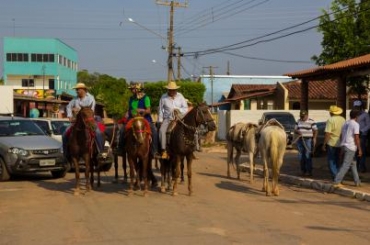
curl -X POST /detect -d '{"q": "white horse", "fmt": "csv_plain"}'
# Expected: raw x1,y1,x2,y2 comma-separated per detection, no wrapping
258,119,286,196
226,122,258,183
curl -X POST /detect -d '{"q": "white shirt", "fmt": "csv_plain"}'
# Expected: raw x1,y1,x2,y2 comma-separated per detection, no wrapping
66,92,96,118
158,92,188,122
340,119,359,152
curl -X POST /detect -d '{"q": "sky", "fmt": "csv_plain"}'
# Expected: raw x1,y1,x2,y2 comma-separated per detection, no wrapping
0,0,334,82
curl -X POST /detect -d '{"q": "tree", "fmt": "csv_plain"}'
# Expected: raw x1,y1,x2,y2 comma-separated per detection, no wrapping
312,0,370,99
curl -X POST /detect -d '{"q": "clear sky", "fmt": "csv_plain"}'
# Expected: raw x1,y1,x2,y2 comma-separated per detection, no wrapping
0,0,333,82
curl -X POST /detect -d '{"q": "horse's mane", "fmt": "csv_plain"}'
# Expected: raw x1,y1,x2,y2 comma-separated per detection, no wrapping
125,117,152,134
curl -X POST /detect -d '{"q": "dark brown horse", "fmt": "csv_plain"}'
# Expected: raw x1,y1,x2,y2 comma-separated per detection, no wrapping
124,117,152,196
68,106,100,195
160,102,216,196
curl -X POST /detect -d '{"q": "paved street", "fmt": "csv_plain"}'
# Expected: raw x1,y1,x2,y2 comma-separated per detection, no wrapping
1,150,370,245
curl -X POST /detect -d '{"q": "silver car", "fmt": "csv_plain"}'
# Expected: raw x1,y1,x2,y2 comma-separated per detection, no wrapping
0,117,68,181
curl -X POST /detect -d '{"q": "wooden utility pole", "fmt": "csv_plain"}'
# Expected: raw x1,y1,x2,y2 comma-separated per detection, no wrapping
203,66,218,109
156,1,188,83
176,46,183,81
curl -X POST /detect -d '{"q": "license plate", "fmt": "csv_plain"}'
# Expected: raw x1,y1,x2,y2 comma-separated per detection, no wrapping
40,159,56,166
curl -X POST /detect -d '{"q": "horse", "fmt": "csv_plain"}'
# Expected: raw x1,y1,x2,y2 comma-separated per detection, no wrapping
124,117,153,196
68,106,102,195
104,122,129,183
160,102,216,196
258,119,287,196
226,122,258,183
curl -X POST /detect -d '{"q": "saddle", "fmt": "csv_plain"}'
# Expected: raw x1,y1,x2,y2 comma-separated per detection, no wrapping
228,122,247,143
166,120,178,146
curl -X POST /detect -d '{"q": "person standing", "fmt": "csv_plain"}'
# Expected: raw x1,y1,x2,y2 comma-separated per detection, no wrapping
333,110,362,187
353,100,370,173
294,110,318,177
322,105,345,180
158,81,188,159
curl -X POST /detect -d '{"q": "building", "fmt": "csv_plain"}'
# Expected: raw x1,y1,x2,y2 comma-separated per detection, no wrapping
3,37,78,99
200,75,292,110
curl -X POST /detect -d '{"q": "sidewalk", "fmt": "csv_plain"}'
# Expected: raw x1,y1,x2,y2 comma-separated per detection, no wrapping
203,144,370,202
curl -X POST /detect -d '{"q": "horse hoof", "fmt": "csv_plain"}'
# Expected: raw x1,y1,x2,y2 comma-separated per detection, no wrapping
74,191,80,196
172,192,178,196
160,187,166,193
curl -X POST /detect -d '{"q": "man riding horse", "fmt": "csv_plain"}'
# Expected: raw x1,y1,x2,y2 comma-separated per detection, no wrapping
62,83,105,159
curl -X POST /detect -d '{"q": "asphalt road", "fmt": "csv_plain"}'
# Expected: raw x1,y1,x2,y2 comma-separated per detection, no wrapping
1,151,369,245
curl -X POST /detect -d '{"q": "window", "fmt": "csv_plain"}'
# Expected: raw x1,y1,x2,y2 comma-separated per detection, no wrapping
6,53,28,62
267,100,274,110
21,79,35,87
30,53,55,62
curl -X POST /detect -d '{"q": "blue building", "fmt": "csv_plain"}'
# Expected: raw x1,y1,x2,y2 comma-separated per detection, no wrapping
200,75,293,110
3,37,78,99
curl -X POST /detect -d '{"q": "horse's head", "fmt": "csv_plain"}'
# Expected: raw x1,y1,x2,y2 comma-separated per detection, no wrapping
128,117,151,144
194,102,216,132
75,105,96,131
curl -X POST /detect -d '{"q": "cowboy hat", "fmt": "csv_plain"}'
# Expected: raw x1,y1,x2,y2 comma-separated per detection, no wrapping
128,82,142,90
164,81,180,90
72,83,88,90
328,105,343,115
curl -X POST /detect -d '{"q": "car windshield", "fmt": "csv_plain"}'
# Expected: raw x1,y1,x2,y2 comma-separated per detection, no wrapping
0,120,45,136
51,121,71,135
265,115,295,125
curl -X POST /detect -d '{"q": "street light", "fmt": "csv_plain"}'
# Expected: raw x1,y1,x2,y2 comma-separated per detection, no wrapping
127,18,167,41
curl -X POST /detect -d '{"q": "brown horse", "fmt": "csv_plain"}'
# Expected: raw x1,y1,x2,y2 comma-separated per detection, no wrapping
160,102,216,196
124,117,152,196
68,106,100,195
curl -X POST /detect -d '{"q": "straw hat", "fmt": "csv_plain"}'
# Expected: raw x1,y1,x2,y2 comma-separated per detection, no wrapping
73,83,88,90
164,81,180,90
128,82,142,90
328,105,343,115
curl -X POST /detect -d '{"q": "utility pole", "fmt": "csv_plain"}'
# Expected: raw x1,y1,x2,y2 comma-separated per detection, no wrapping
156,0,188,83
175,46,183,81
203,66,218,111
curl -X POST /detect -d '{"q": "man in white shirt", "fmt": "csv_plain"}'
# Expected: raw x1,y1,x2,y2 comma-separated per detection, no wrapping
157,81,188,159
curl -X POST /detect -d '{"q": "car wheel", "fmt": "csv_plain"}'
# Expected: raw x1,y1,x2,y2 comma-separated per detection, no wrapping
51,169,67,178
0,158,11,181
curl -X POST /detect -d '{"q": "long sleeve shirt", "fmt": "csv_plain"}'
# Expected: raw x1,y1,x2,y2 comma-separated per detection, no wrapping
66,92,96,118
158,92,188,123
357,111,370,135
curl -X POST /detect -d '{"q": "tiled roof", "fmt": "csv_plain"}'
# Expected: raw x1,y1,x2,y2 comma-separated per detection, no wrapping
284,53,370,78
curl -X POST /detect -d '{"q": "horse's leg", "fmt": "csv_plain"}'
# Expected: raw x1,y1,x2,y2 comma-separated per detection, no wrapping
142,157,149,197
127,158,135,196
72,157,80,196
84,155,92,192
123,151,128,183
272,157,283,196
186,154,193,196
249,151,254,184
235,149,241,180
172,155,181,196
180,156,185,182
226,141,233,178
90,159,95,189
112,153,119,183
159,159,166,193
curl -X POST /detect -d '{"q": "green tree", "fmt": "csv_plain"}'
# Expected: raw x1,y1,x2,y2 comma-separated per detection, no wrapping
312,0,370,99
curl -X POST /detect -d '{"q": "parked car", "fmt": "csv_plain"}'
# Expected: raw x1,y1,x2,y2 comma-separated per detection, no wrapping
32,118,113,172
0,117,68,181
31,118,71,142
313,121,326,157
258,112,296,146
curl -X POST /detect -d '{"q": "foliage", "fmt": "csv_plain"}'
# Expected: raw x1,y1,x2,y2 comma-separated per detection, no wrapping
0,77,3,85
312,0,370,98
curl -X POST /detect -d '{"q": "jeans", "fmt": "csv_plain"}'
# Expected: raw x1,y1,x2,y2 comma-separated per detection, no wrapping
356,134,367,172
334,146,361,185
327,145,341,179
297,137,313,174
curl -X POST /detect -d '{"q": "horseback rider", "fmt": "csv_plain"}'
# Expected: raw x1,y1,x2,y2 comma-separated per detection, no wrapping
158,81,188,159
62,83,105,158
117,82,159,157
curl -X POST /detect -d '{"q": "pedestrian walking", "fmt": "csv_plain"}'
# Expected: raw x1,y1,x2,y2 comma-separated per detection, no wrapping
353,100,370,173
294,110,318,177
333,109,362,188
322,105,345,180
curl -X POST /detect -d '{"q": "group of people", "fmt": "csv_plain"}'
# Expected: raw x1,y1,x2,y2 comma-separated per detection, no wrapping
294,100,370,188
63,80,197,161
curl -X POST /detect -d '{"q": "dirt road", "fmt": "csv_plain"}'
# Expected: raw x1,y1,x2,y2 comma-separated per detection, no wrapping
1,151,369,245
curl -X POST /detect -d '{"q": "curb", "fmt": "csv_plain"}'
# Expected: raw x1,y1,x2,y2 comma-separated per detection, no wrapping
239,165,370,202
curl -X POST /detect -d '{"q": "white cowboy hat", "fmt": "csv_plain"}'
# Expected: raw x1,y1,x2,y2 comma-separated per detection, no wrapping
72,83,88,90
328,105,343,115
164,81,180,90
